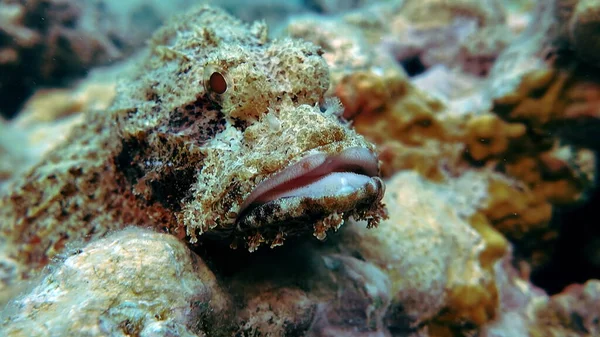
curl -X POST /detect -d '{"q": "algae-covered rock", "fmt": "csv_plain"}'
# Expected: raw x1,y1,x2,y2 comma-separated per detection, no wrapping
336,170,507,333
225,249,394,336
529,279,600,337
0,228,229,337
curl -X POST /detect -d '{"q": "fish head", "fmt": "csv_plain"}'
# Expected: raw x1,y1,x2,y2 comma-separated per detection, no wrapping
113,6,386,251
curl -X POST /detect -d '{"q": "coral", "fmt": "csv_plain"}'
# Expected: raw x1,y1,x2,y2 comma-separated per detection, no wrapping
529,280,600,337
338,67,467,180
3,2,600,336
0,5,385,302
287,14,469,180
397,0,506,27
482,65,598,267
478,256,600,337
289,0,598,275
2,226,400,336
287,0,514,81
483,176,554,268
0,228,229,337
549,0,600,67
381,0,512,76
226,250,394,336
338,171,506,333
457,25,514,77
458,2,600,267
568,0,600,67
464,114,526,161
493,68,568,126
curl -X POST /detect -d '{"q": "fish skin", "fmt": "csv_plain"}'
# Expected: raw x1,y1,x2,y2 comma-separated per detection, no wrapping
0,5,386,288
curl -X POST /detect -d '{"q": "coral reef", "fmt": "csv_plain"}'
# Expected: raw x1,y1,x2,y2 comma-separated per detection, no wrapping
480,0,600,269
0,171,513,336
1,1,600,336
288,0,599,272
378,0,511,77
0,226,397,336
286,11,467,180
480,263,600,337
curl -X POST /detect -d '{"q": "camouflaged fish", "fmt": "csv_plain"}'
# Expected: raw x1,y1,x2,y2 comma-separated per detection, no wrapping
0,5,386,286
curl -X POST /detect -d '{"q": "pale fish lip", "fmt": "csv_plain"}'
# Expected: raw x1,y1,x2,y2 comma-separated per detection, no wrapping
237,146,380,216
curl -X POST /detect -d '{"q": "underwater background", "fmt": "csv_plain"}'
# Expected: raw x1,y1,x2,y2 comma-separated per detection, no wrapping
0,0,599,336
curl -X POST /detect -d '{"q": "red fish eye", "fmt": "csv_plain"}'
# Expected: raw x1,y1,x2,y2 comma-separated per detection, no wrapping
209,72,228,94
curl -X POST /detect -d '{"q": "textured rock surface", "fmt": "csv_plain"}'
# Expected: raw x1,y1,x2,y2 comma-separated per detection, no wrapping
337,171,506,334
0,228,229,337
529,279,600,336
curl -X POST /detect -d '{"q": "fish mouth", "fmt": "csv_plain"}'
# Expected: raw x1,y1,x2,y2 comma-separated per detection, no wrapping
234,147,386,251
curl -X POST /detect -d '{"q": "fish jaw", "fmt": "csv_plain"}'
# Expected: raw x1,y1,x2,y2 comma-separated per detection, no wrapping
233,147,386,251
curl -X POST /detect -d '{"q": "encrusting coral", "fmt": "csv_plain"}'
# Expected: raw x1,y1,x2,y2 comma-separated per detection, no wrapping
0,4,386,301
481,0,600,264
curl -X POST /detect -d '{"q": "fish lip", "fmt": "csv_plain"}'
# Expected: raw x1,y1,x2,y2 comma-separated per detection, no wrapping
236,146,381,218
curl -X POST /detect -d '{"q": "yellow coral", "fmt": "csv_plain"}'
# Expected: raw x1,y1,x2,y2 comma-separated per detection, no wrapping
469,212,509,269
465,114,526,161
483,177,554,267
333,65,463,179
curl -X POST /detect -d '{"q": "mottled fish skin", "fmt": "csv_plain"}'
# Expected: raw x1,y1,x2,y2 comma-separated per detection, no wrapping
0,5,386,287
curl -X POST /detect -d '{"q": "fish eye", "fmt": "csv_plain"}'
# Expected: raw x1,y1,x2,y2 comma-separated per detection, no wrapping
204,66,229,94
209,72,227,94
